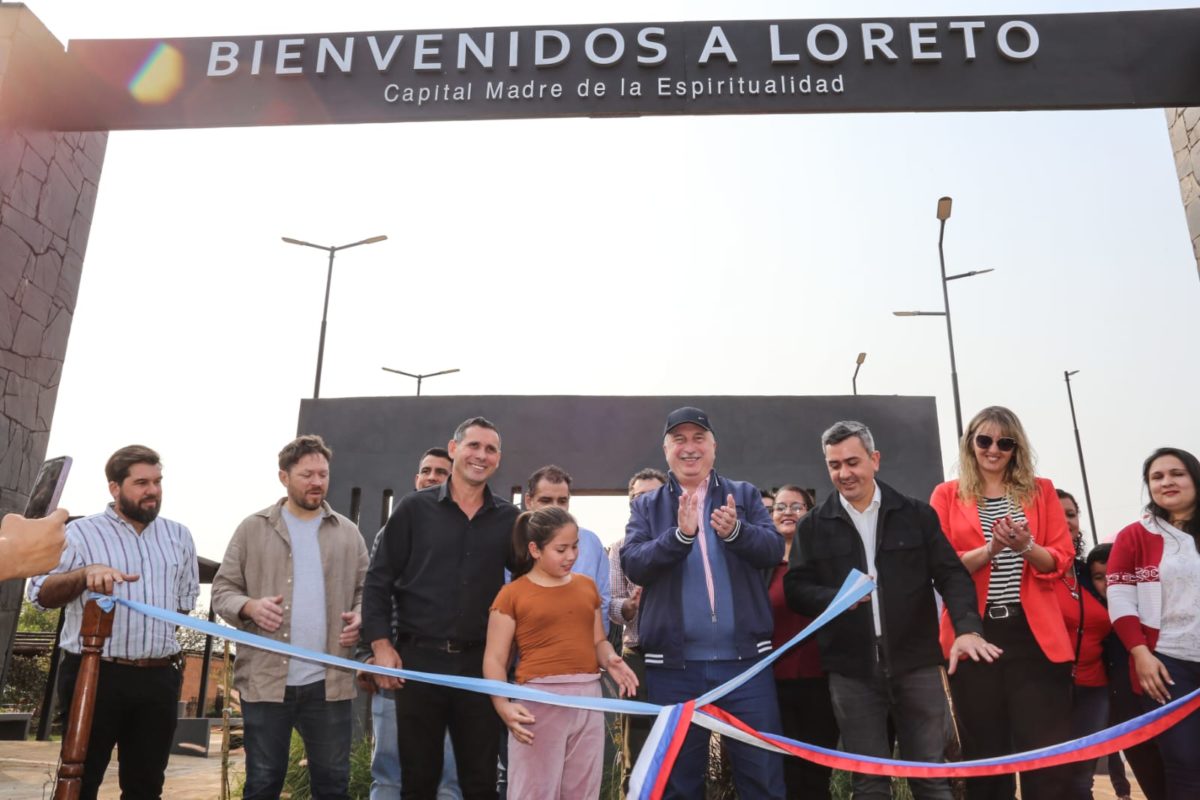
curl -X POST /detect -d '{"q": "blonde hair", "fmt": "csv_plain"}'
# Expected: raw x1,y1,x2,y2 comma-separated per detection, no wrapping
956,406,1038,506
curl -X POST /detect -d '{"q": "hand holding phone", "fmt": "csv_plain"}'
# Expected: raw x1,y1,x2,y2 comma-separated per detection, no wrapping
0,509,68,581
0,457,73,581
25,456,72,519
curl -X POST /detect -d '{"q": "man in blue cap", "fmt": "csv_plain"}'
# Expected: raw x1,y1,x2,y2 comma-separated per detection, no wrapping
621,407,786,798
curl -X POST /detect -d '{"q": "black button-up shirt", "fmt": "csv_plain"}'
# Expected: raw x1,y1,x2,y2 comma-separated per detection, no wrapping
362,477,518,645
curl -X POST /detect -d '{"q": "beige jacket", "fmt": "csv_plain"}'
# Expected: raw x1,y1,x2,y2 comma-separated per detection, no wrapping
212,499,368,702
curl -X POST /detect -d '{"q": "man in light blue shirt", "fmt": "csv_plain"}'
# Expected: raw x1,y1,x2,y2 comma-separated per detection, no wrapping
30,445,198,800
523,465,611,632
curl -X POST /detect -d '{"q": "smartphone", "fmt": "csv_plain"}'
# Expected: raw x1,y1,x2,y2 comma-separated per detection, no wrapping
24,456,72,519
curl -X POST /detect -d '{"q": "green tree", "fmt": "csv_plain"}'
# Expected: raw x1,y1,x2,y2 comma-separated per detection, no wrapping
18,601,59,632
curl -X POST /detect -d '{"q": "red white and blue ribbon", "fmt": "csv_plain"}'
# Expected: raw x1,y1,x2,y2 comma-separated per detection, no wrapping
89,568,1199,799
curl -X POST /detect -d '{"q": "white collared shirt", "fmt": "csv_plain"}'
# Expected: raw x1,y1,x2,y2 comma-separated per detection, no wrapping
28,505,199,658
839,483,883,637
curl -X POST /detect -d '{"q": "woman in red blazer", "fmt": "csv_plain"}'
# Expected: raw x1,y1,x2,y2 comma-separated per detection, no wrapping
930,406,1075,800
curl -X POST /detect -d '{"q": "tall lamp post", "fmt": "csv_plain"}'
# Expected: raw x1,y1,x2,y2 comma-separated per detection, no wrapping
1064,370,1099,546
283,234,388,399
852,352,867,395
382,367,461,396
893,196,993,439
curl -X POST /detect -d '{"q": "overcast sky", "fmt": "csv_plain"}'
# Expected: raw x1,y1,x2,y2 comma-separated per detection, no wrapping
28,0,1200,570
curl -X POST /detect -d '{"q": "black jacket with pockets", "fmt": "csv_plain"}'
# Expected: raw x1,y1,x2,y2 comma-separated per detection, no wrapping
783,479,982,680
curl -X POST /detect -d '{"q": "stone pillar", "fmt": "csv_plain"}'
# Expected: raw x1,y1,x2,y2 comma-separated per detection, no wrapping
0,6,108,694
1166,107,1200,280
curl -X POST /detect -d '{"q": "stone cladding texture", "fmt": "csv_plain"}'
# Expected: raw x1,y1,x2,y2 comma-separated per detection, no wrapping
0,127,107,514
0,7,109,697
1166,107,1200,280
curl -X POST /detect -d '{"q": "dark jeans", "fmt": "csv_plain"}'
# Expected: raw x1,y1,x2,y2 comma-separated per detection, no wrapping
1143,653,1200,800
393,644,502,800
1066,683,1108,799
57,653,180,800
620,647,653,795
776,676,838,800
241,680,352,800
1108,649,1166,800
951,613,1072,800
646,659,785,799
829,665,953,800
1107,752,1131,797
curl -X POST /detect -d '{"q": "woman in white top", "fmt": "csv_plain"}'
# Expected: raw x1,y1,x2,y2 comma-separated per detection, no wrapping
1107,447,1200,799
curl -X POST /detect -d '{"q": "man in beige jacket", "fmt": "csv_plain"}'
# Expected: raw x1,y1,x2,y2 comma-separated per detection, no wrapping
213,434,368,800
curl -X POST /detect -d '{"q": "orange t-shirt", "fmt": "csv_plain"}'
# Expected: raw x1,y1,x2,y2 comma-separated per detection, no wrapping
491,574,600,684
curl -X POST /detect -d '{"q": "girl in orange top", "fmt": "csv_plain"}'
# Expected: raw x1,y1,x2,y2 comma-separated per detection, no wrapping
930,406,1075,800
483,506,638,800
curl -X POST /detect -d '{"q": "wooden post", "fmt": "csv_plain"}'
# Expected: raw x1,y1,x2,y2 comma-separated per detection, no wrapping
53,600,113,800
219,640,232,800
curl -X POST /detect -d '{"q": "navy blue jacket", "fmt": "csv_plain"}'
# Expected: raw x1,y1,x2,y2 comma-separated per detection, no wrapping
620,471,784,669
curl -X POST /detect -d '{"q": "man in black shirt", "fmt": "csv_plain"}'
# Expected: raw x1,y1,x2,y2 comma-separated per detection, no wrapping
363,416,517,800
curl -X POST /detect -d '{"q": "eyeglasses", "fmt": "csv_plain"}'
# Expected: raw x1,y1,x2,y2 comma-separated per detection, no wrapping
974,434,1017,452
772,503,809,514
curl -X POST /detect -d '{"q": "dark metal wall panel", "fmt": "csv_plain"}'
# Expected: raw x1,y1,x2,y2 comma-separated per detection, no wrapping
297,394,944,539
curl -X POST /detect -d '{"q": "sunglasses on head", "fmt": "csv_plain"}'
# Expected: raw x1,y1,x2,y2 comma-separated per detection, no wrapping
974,434,1017,452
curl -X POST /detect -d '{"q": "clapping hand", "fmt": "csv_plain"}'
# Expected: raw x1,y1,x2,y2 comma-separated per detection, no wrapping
710,494,738,539
992,516,1032,552
678,491,701,536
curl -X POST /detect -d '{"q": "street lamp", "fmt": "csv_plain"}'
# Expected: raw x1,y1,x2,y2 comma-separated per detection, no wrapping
382,367,461,396
1064,370,1099,547
892,196,994,439
852,352,867,395
282,234,387,399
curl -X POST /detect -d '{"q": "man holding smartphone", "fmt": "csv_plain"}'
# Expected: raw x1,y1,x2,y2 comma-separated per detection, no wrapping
28,445,199,800
0,509,68,581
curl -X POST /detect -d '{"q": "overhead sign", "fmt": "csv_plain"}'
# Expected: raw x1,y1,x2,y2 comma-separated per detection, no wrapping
17,9,1200,130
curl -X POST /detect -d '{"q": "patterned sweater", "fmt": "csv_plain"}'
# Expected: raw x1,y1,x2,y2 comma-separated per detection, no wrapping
1107,515,1168,691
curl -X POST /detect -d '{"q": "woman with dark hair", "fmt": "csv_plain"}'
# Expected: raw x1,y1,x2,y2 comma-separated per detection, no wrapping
930,406,1075,799
1052,511,1112,799
1058,489,1086,560
1108,447,1200,799
768,485,838,799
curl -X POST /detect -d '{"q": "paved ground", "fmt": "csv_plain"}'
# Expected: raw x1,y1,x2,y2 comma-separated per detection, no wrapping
0,734,1145,799
0,732,241,800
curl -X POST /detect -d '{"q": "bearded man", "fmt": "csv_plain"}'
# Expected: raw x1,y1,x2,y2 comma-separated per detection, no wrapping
213,434,368,800
28,445,199,800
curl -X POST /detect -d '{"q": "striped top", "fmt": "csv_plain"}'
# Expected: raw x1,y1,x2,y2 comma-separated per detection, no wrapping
978,496,1026,606
609,536,640,649
28,505,199,658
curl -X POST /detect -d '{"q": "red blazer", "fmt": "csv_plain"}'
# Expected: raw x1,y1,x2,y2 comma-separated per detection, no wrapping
930,477,1074,663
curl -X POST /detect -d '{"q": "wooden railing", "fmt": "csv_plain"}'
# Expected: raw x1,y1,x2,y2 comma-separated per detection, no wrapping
53,600,112,800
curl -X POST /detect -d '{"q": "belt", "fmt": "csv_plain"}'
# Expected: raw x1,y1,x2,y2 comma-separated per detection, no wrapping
985,603,1023,620
398,635,483,654
100,655,179,668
